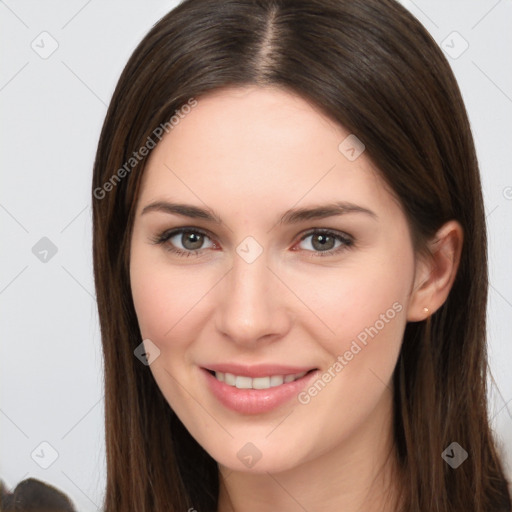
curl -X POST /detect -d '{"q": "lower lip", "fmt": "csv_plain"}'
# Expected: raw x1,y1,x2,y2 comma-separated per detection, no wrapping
201,367,319,415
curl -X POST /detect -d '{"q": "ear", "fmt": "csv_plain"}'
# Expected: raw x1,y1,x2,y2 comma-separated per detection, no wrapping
407,220,463,322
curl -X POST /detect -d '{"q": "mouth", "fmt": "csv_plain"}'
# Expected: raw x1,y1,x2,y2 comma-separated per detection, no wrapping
204,368,317,390
200,366,320,414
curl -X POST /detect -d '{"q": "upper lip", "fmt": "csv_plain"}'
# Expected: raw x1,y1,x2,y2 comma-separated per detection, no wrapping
202,363,317,378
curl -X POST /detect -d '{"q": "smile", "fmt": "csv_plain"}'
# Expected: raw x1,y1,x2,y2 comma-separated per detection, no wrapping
211,370,311,389
201,367,319,414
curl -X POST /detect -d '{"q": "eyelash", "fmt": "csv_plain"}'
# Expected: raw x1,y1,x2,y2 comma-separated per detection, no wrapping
150,227,355,259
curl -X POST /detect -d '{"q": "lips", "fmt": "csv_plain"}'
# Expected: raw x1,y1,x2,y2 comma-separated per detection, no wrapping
200,364,320,414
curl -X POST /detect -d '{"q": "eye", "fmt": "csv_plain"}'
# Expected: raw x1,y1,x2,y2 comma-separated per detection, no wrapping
150,228,215,257
295,229,354,257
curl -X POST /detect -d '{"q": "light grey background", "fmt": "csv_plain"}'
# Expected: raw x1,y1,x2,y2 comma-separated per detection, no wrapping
1,1,511,510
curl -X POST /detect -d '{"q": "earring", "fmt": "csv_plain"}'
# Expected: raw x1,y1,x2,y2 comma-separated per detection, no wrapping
423,307,429,314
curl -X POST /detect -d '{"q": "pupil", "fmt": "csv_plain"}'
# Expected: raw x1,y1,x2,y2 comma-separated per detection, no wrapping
313,234,334,251
183,232,203,250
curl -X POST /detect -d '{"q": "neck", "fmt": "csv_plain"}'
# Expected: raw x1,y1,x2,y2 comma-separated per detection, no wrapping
217,389,400,512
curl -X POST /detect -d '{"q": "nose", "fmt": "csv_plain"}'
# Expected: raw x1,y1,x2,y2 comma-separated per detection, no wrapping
215,246,291,347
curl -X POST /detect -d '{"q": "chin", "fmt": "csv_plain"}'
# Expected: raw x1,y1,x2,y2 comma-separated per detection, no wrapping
208,440,309,475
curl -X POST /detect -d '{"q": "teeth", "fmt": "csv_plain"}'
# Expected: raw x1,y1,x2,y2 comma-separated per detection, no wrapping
214,371,308,389
270,375,284,387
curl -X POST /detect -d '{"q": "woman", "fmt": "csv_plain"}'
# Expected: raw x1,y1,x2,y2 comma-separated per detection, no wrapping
91,0,512,510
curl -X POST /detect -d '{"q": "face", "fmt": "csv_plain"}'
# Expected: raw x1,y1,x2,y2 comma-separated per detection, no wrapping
129,86,417,473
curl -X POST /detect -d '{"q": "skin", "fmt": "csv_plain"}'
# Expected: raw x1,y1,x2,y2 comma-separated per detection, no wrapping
129,85,463,511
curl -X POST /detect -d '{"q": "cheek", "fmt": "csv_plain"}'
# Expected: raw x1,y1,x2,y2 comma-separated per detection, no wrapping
285,241,414,389
291,253,412,343
130,265,170,340
129,246,217,352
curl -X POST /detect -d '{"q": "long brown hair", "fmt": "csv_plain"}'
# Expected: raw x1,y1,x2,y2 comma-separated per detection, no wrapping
91,0,512,510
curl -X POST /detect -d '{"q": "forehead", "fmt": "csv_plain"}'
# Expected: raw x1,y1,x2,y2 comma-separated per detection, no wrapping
137,85,398,221
157,85,349,166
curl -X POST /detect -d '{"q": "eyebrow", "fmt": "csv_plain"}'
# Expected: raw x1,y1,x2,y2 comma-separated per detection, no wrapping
140,200,377,224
